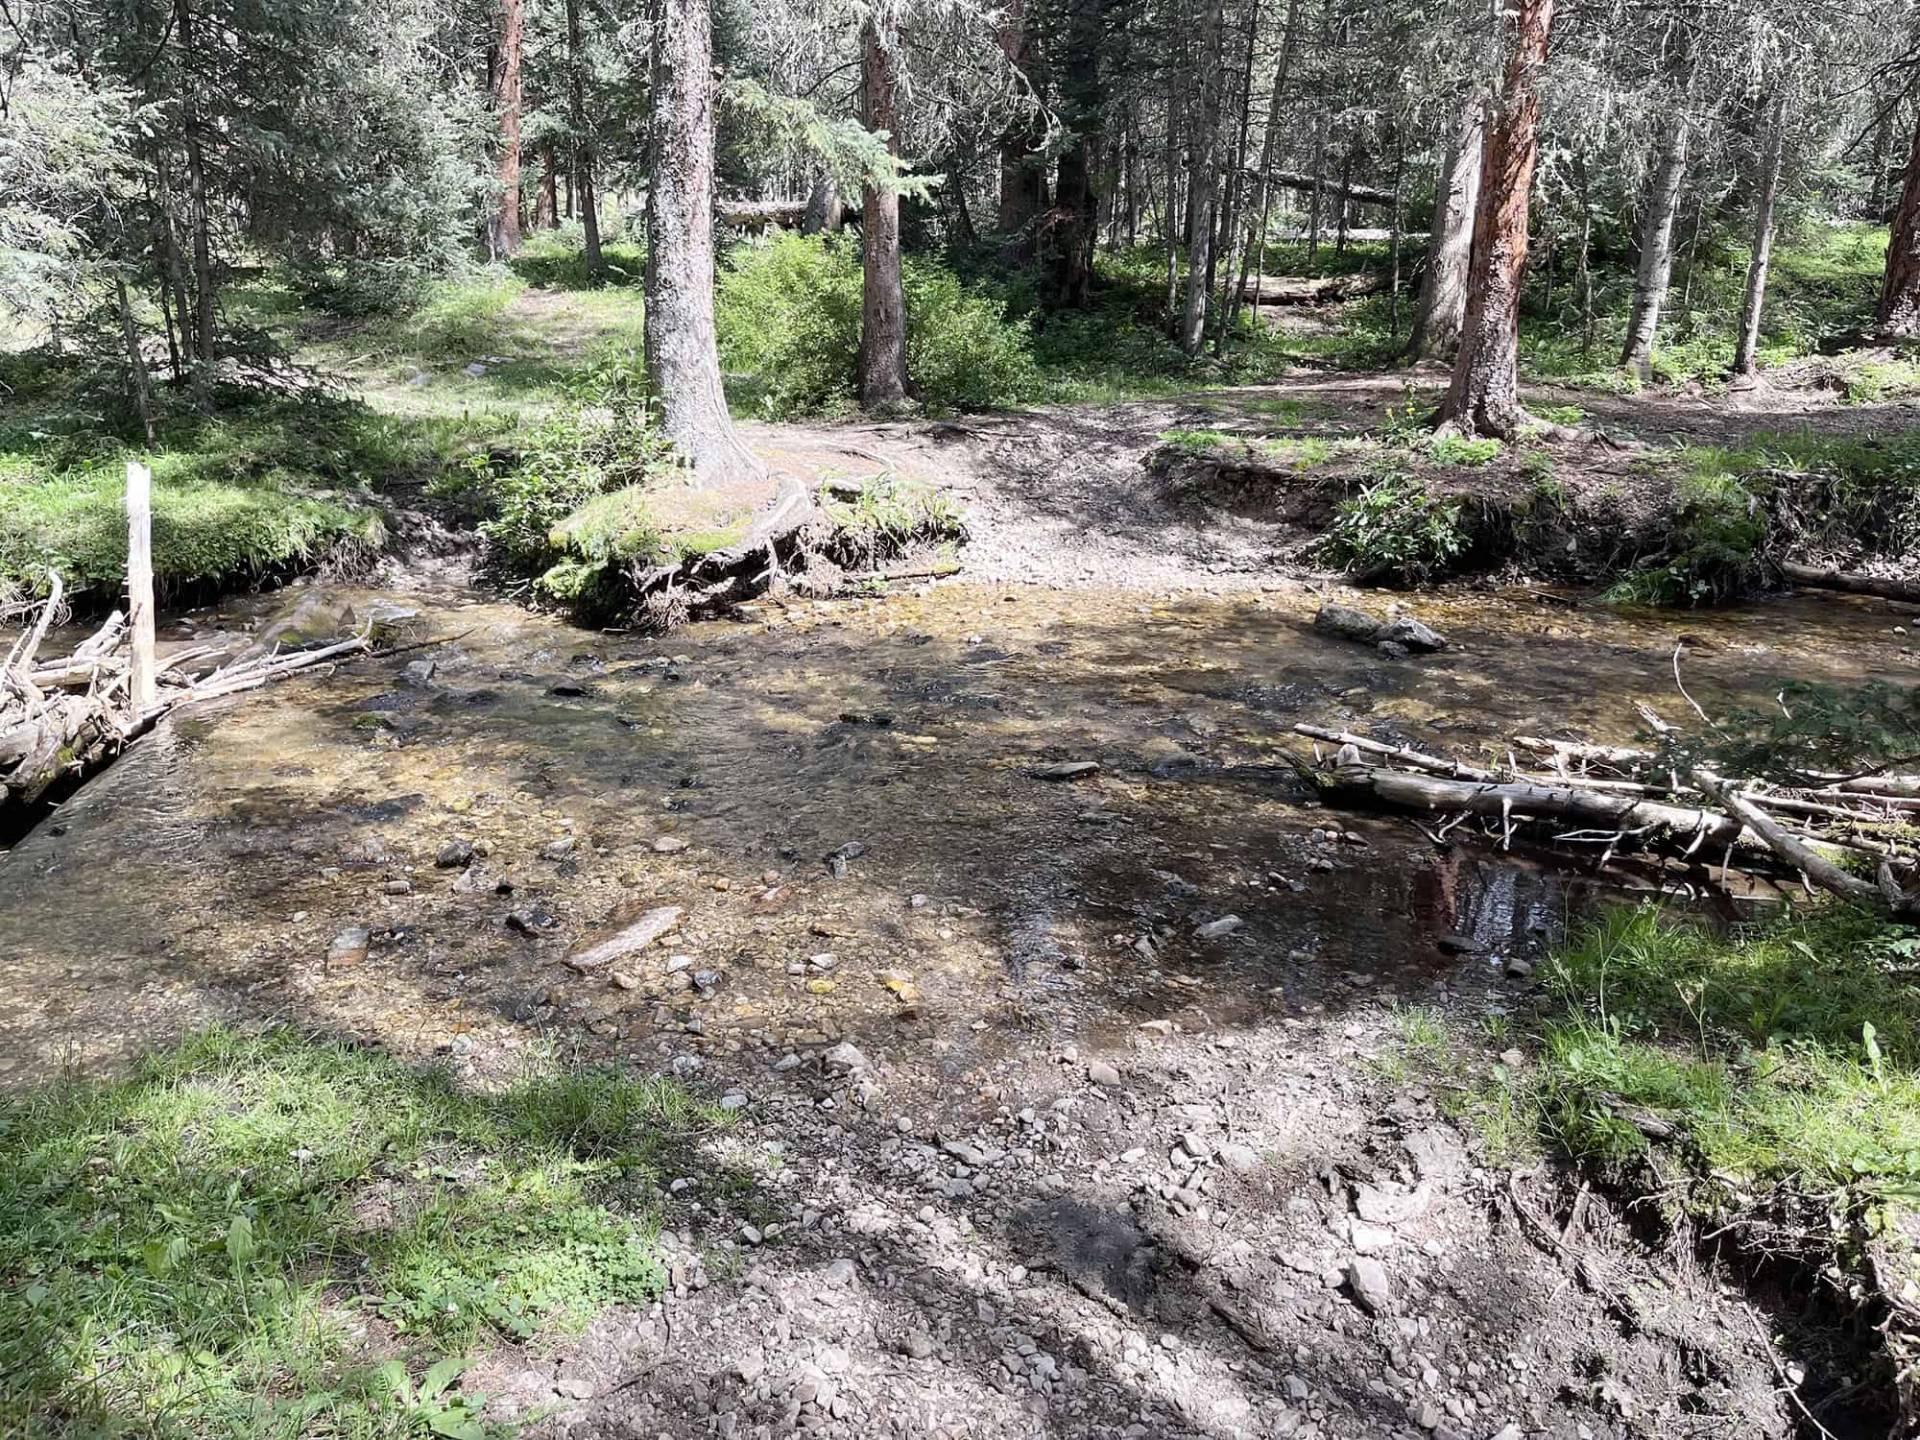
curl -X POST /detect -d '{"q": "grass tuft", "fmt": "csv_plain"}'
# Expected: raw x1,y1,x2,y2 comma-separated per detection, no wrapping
0,1026,729,1437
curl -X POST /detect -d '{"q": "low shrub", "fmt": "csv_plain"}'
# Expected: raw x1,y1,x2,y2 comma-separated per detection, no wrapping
715,232,1037,417
1316,470,1466,584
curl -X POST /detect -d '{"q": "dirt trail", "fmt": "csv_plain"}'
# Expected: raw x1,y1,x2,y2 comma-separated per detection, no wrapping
4,380,1918,1438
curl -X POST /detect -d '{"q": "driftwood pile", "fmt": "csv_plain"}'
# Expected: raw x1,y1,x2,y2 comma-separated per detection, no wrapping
1294,719,1920,919
1,463,370,822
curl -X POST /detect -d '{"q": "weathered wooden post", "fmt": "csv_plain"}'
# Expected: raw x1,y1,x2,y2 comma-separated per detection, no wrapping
125,461,156,718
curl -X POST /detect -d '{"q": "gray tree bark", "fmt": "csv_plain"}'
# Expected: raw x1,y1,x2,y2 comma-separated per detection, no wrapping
1178,0,1225,354
1733,95,1786,377
858,11,909,409
565,0,602,280
1619,119,1690,378
1406,91,1483,362
644,0,763,484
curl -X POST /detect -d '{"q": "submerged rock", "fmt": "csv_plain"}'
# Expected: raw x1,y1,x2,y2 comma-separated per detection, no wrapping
563,903,684,971
1312,603,1448,654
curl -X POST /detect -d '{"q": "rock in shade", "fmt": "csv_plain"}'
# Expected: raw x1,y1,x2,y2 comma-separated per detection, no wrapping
563,904,684,971
1195,915,1243,939
1347,1256,1393,1314
1033,761,1100,781
436,838,475,869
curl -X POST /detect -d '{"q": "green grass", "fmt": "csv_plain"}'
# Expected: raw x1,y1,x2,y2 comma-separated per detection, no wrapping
0,359,499,598
1383,905,1920,1218
0,1026,730,1438
1532,906,1920,1203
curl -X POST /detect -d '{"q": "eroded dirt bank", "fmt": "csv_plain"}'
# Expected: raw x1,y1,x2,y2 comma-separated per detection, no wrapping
3,546,1914,1437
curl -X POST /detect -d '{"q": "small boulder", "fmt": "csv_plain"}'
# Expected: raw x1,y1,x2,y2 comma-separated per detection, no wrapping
436,838,475,869
1312,604,1384,643
824,1041,869,1074
1375,615,1448,652
1346,1256,1393,1315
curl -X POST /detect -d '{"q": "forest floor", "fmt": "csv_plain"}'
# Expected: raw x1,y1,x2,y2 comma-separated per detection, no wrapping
5,264,1920,1440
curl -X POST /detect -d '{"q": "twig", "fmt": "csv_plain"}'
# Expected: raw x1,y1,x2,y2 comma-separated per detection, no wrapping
1742,1302,1838,1440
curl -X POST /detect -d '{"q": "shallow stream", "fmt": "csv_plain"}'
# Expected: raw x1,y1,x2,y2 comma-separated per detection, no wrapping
1,569,1912,1095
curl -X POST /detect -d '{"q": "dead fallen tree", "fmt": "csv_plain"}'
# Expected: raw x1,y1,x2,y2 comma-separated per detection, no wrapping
1292,721,1920,918
2,463,372,824
1777,561,1920,605
2,589,369,816
1240,271,1383,306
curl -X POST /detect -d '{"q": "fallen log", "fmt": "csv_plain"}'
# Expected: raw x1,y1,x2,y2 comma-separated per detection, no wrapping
2,462,377,825
717,199,808,231
1779,561,1920,605
1241,272,1383,306
1322,761,1747,850
1694,770,1917,916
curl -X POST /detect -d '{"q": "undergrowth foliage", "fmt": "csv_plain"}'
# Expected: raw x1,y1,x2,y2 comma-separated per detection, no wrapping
1316,471,1467,585
0,1026,729,1438
715,233,1038,418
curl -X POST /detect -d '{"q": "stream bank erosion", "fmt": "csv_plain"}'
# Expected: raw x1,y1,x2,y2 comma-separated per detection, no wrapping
3,570,1916,1436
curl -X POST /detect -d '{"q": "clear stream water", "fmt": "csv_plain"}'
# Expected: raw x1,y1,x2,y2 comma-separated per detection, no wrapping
0,570,1911,1092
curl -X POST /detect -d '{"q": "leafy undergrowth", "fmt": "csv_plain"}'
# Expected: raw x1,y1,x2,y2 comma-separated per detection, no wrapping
1519,220,1891,389
0,1026,730,1438
1604,429,1920,605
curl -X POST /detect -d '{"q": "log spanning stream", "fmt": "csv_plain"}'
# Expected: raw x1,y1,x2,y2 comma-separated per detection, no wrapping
0,567,1911,1091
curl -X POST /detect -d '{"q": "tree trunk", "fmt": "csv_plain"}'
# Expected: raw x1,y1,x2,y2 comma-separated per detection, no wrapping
802,172,844,233
489,0,525,259
858,12,909,410
1619,117,1690,378
1238,0,1303,320
996,0,1047,248
565,0,602,281
536,144,558,229
1178,0,1225,354
1436,0,1555,440
1048,0,1103,308
173,0,217,370
1162,23,1183,326
1733,95,1786,378
1878,108,1920,339
1406,91,1482,361
1212,0,1262,349
116,276,156,443
644,0,762,484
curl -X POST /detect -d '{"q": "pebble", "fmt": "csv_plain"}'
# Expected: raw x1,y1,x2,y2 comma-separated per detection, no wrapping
326,926,370,969
1087,1060,1123,1087
435,838,474,868
653,836,689,853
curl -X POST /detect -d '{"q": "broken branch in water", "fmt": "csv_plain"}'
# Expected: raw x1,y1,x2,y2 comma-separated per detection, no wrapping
1293,722,1920,919
1,580,374,815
